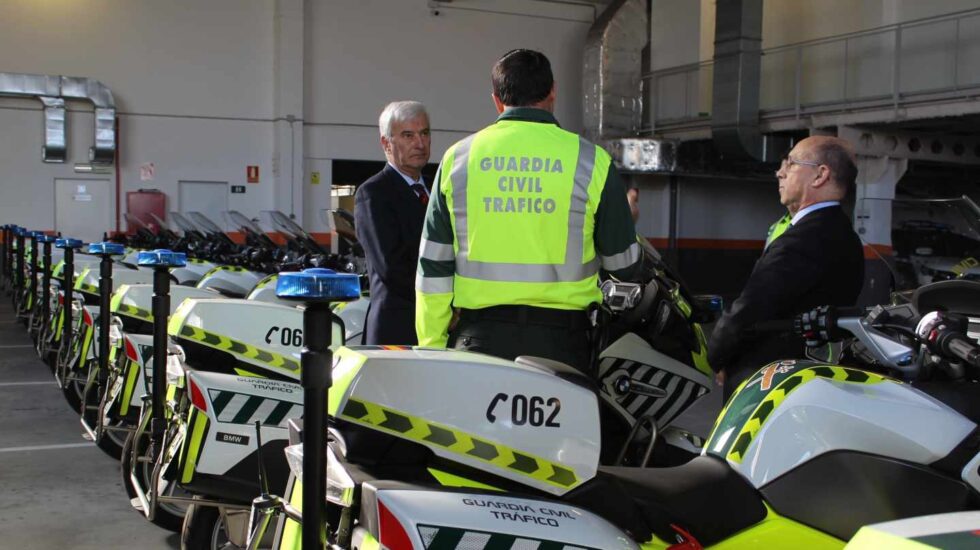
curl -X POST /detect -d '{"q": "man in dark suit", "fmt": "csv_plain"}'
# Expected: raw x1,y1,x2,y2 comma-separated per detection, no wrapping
355,101,431,345
708,136,865,398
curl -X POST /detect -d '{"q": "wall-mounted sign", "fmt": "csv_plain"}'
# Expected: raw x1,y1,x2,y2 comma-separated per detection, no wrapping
231,185,246,194
311,171,321,185
247,165,260,183
140,163,155,181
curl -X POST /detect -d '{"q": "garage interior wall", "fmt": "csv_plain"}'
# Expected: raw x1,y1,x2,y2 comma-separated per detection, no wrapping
0,0,276,234
1,0,978,246
0,0,598,236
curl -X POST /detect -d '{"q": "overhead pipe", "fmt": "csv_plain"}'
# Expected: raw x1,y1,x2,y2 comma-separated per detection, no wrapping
710,0,787,161
0,72,116,164
582,0,647,143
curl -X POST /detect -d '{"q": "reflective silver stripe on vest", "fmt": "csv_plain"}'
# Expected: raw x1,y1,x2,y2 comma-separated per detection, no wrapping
451,135,599,283
415,273,454,294
601,241,641,271
450,135,476,259
419,239,454,262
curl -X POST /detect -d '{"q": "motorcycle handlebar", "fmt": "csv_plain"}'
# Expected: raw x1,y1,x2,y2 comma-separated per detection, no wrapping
916,311,980,368
942,333,980,367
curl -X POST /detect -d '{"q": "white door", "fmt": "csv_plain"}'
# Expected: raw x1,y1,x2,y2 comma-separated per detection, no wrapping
54,178,112,243
179,181,228,231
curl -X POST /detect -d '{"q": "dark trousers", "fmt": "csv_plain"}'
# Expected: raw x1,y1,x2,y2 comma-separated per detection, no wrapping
451,305,591,374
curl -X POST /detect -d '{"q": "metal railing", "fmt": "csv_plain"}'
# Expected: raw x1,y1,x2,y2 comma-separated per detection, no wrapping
642,7,980,133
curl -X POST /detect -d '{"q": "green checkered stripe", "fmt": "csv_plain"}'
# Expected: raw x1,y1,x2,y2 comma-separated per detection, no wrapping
176,325,299,373
117,303,152,322
341,397,580,490
207,389,302,426
418,525,597,550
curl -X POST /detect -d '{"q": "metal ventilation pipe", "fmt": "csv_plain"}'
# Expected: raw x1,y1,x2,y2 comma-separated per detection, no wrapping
582,0,647,142
0,72,116,164
711,0,785,161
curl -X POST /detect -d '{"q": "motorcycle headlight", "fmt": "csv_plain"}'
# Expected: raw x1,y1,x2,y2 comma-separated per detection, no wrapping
108,316,124,347
284,442,355,507
165,345,187,388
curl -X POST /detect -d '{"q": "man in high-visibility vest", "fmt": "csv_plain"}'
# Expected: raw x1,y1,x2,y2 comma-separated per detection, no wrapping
765,212,791,249
415,49,640,373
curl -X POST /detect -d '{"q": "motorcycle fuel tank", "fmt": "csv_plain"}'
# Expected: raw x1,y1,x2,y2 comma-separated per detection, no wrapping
330,347,602,496
194,265,264,297
706,360,976,487
168,298,345,381
111,283,221,327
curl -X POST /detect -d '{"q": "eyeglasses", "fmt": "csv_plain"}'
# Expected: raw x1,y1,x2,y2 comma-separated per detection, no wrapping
777,155,822,176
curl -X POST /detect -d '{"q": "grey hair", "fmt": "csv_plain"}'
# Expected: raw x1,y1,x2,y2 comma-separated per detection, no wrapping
379,101,428,139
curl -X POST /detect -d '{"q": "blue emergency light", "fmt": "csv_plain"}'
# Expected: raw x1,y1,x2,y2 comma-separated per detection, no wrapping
137,249,186,268
276,268,360,302
55,238,84,249
87,242,126,256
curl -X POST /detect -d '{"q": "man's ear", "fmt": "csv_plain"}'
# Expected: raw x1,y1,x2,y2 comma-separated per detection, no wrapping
491,93,505,114
380,134,391,154
812,165,832,189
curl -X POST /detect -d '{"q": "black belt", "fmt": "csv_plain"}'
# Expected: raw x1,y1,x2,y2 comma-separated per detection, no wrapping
460,305,590,329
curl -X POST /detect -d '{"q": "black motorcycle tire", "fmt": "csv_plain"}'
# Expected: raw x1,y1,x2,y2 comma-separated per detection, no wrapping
61,375,84,412
182,500,242,550
120,430,185,532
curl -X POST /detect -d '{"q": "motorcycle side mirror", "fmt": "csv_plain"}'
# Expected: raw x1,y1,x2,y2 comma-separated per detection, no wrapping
691,294,724,323
614,375,668,399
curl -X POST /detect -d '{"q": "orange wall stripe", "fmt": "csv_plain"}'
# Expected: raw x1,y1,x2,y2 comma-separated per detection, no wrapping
646,237,765,250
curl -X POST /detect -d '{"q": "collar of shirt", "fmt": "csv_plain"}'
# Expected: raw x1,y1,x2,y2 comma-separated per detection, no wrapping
791,201,839,225
388,163,428,195
496,107,561,127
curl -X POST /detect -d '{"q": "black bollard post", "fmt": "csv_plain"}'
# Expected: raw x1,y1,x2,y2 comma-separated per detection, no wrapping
88,242,126,410
37,235,55,343
276,268,360,550
0,225,8,291
14,228,26,307
28,232,40,315
136,250,185,447
55,238,83,373
7,225,19,292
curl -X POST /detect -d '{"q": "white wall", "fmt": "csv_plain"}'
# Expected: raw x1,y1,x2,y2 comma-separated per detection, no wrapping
0,0,599,235
0,0,276,233
301,0,596,231
631,174,782,242
654,0,980,118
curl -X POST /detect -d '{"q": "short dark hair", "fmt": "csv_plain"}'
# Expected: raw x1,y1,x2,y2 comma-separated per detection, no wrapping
813,137,858,192
491,49,553,107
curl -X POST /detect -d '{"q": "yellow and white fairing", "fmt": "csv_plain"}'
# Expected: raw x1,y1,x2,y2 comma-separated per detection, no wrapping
706,361,976,488
330,347,602,496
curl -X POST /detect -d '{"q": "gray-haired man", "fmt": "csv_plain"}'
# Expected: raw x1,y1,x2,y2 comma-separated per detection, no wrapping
355,100,432,345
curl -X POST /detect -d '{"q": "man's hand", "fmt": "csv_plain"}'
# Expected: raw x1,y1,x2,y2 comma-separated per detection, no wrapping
715,369,726,387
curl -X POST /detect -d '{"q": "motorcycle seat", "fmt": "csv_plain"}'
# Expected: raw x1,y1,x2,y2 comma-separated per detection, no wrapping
581,455,767,546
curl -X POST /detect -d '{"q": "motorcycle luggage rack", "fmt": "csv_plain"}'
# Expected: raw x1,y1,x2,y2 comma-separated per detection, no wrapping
615,414,659,467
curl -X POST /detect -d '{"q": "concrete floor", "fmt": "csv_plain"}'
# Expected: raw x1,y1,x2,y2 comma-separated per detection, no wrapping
0,296,723,550
0,300,177,550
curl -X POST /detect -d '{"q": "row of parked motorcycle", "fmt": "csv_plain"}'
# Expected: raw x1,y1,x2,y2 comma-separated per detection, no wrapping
2,210,980,549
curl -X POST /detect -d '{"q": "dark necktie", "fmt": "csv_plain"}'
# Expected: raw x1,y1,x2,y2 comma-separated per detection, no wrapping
411,183,428,207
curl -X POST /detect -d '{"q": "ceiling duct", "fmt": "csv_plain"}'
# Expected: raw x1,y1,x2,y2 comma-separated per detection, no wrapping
711,0,786,162
0,72,116,164
583,0,646,142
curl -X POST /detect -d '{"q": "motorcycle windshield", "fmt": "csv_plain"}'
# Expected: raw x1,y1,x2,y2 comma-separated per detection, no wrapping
225,210,265,235
124,213,155,234
169,211,203,235
187,212,225,236
886,196,980,290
